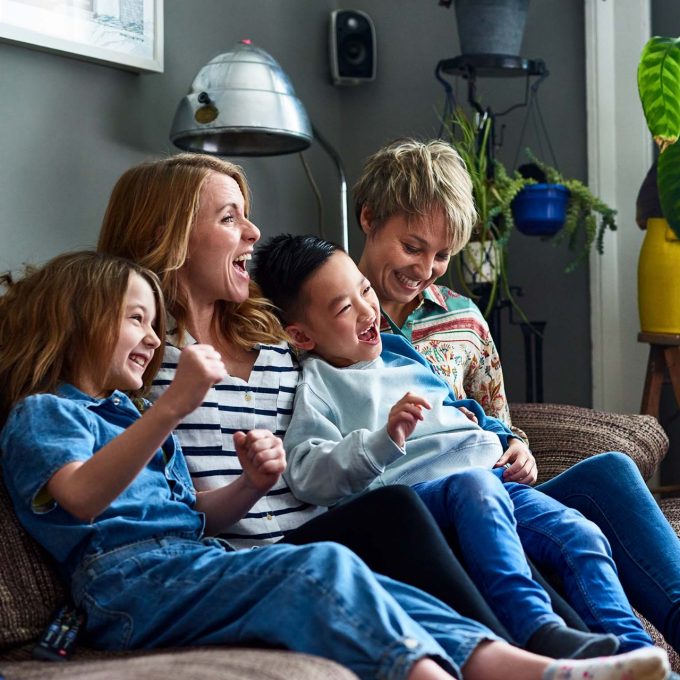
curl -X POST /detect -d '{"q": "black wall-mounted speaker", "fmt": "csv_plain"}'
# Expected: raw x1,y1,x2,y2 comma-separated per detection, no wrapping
329,9,376,86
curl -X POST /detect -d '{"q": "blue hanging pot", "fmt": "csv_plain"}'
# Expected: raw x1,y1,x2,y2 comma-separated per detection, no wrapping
512,183,569,236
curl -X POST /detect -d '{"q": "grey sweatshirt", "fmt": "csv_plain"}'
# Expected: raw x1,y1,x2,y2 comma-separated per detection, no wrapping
283,334,513,507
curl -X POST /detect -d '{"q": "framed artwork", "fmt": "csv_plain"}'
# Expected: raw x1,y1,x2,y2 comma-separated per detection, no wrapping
0,0,163,73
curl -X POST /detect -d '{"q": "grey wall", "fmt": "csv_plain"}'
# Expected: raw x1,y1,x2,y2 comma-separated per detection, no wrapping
0,0,590,407
654,1,680,41
0,0,341,272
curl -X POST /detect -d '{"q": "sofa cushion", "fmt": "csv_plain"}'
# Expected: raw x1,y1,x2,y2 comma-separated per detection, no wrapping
0,648,358,679
0,476,66,650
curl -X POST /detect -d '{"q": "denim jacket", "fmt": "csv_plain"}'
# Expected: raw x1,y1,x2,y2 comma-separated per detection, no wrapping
0,384,204,578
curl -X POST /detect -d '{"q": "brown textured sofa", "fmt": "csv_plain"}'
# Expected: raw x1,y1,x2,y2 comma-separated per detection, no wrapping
0,402,677,678
511,402,680,671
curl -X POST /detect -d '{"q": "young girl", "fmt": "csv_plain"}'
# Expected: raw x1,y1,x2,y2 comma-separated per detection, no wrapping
0,250,670,680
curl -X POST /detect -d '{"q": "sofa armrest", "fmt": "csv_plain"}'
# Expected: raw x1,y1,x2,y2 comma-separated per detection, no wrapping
509,402,668,484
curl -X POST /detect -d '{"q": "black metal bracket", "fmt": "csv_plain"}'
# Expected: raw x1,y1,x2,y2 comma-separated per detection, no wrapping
435,54,548,169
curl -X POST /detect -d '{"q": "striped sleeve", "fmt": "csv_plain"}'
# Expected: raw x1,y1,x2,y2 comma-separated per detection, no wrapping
151,339,326,548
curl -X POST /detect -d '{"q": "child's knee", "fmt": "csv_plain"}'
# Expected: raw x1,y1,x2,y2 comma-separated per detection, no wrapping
561,513,613,557
297,541,369,578
440,469,511,515
452,467,504,496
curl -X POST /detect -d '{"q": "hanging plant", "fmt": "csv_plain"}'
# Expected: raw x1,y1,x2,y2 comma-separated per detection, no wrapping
525,151,617,272
512,182,569,237
444,107,617,321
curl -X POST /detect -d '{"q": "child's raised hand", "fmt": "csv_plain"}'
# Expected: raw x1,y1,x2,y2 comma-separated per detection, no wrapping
387,392,431,448
234,430,287,492
457,406,478,424
162,344,226,418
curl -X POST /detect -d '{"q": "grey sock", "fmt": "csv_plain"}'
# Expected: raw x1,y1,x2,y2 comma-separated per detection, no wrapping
527,622,620,659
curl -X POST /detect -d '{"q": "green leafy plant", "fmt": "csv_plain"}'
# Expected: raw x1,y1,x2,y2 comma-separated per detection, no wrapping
526,151,617,273
445,108,533,316
444,107,617,316
447,108,530,247
637,36,680,235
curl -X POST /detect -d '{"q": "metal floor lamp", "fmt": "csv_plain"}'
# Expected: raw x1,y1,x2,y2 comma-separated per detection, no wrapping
169,40,349,251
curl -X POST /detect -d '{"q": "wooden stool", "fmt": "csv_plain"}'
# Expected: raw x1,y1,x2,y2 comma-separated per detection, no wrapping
639,332,680,495
639,332,680,419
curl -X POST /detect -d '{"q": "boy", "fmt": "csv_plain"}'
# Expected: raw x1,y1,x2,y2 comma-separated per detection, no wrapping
253,233,655,660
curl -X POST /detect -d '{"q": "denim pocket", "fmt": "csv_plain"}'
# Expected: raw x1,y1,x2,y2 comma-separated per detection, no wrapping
80,591,134,650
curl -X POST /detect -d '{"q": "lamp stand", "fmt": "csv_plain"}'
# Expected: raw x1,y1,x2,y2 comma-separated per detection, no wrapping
312,125,349,252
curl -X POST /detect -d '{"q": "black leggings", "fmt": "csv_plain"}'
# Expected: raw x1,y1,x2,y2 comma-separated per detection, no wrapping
282,485,587,643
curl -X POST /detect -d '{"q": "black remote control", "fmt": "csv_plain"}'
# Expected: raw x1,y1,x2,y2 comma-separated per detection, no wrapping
32,604,85,661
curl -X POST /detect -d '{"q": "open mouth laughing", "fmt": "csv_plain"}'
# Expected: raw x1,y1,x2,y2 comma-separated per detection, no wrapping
358,319,380,344
395,271,422,289
233,252,251,274
129,353,150,369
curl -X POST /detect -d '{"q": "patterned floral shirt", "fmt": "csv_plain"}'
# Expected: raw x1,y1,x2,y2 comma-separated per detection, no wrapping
380,284,523,437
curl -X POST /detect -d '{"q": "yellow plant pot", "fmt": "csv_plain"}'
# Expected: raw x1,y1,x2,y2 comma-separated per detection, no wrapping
638,217,680,333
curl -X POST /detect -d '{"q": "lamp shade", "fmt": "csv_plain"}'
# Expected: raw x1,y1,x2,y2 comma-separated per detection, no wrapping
170,40,313,156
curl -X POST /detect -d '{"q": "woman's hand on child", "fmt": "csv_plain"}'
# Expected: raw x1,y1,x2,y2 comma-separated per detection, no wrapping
387,392,432,448
494,438,537,485
162,344,226,418
457,406,478,424
235,430,287,492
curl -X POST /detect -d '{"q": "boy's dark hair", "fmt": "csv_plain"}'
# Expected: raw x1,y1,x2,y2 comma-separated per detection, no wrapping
252,234,341,324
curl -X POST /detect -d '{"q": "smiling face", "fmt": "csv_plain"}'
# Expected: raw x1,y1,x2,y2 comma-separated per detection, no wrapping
81,272,161,397
357,207,452,325
180,172,260,306
287,251,382,368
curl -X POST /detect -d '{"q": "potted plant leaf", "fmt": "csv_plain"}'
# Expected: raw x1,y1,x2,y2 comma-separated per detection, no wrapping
445,108,530,317
445,106,617,316
636,36,680,334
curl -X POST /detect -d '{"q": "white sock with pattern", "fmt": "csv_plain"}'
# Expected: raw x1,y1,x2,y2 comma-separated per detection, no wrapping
542,647,670,680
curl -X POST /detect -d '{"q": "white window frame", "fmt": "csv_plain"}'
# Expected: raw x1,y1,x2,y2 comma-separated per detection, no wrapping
585,0,652,413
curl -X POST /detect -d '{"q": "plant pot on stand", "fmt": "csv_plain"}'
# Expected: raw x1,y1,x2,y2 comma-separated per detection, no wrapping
638,217,680,334
454,0,529,57
459,237,504,321
460,237,503,286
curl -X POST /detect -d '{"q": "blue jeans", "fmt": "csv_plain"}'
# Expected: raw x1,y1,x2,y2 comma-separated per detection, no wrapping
71,537,500,680
412,467,652,650
538,451,680,653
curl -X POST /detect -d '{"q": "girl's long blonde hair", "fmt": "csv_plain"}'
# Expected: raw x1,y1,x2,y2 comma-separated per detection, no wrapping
0,251,166,427
97,153,286,349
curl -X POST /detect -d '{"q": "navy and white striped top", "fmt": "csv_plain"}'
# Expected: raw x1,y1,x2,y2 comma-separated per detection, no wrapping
151,332,325,549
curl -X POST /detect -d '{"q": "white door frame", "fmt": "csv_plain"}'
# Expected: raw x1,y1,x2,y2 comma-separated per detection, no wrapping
585,0,652,413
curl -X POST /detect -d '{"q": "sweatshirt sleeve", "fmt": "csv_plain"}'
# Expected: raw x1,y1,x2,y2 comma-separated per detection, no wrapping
382,334,513,449
283,382,405,507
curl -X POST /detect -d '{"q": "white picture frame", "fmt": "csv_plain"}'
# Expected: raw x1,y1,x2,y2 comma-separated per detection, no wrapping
0,0,163,73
